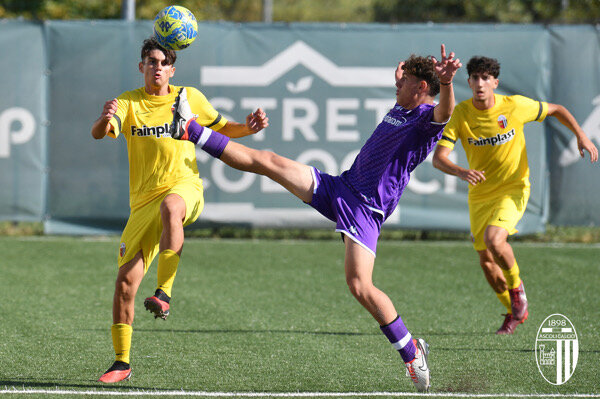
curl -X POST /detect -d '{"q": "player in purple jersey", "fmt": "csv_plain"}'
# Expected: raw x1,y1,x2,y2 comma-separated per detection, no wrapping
169,45,461,392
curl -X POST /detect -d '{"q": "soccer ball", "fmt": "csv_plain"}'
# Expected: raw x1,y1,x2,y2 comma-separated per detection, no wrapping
153,5,198,51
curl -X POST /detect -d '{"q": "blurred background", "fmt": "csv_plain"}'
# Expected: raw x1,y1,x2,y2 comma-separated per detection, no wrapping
2,0,600,23
1,0,599,239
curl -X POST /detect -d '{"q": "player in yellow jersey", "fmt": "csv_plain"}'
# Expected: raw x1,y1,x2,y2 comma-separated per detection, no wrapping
433,56,597,334
91,38,269,383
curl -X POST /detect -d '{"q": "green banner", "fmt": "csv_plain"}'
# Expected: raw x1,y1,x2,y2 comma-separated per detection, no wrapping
547,26,600,226
1,21,597,233
0,21,46,221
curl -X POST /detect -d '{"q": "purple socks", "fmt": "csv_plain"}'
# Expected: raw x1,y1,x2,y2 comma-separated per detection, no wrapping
380,315,416,363
186,119,229,158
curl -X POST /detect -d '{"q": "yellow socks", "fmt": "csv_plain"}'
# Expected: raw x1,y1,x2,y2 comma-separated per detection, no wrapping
501,261,522,290
497,261,522,313
496,290,512,314
111,323,132,364
156,249,180,298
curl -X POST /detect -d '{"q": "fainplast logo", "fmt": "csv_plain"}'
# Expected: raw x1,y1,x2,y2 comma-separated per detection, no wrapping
198,41,457,198
0,107,36,158
559,94,600,166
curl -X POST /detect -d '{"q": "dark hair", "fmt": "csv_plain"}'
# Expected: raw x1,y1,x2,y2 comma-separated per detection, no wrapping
141,37,177,65
467,56,500,78
402,55,440,96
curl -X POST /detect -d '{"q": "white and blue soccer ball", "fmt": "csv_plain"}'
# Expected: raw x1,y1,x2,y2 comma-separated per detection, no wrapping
153,5,198,51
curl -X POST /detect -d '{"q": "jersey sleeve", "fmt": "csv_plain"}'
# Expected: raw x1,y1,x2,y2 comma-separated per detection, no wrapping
512,95,548,124
107,95,130,139
418,104,447,139
186,87,228,131
437,110,459,150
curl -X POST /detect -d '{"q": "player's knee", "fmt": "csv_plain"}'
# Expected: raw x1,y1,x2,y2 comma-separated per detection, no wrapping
160,198,185,225
346,277,370,301
115,274,136,299
484,234,505,254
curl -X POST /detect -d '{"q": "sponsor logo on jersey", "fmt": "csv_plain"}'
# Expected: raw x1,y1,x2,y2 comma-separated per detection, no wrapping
467,129,515,146
131,123,171,138
383,115,406,127
497,114,508,129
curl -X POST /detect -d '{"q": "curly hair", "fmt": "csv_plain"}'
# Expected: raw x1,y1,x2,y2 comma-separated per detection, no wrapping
401,55,440,96
141,37,177,66
467,56,500,78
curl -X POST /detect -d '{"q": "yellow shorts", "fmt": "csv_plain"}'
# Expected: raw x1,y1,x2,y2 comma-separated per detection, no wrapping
469,187,530,251
117,179,204,272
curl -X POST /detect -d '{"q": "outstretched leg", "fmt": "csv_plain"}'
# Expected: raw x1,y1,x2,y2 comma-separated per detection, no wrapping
220,140,314,203
170,87,314,203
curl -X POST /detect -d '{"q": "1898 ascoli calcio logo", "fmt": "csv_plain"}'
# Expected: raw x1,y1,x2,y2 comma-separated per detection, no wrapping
535,314,579,385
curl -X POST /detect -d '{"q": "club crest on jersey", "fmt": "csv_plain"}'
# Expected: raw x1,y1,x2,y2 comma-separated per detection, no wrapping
497,115,508,129
119,242,126,258
131,123,171,138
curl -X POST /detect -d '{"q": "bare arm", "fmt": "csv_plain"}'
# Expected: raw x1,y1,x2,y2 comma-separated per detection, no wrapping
432,44,462,123
91,99,118,140
432,145,486,186
547,103,598,163
218,108,269,139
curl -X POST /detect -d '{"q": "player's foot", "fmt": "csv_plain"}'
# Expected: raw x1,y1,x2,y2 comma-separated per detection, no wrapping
170,87,195,140
98,361,131,383
508,281,528,321
405,338,430,392
144,289,170,320
496,313,525,334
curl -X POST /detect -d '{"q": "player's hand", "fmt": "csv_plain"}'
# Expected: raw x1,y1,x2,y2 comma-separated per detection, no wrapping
432,44,462,85
395,61,405,83
101,99,118,122
458,169,486,186
577,136,598,163
246,108,269,133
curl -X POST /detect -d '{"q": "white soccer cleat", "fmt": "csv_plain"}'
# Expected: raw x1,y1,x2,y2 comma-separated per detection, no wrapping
170,87,196,139
405,338,430,392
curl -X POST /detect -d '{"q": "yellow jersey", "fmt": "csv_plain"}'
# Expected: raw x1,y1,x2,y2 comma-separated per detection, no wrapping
108,85,227,209
438,94,547,202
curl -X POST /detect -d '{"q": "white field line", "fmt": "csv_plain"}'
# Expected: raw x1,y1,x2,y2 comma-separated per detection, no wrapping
1,389,600,397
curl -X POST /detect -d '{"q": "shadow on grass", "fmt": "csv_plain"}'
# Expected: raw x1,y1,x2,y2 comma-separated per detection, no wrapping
0,379,147,390
131,328,492,337
88,327,381,336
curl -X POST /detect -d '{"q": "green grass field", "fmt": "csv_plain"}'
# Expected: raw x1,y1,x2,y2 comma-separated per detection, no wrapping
1,236,599,398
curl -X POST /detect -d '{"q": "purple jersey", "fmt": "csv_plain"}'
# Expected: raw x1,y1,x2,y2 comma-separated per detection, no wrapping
341,103,445,219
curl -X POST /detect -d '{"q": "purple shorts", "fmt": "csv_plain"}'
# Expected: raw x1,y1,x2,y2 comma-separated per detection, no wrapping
308,167,383,256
